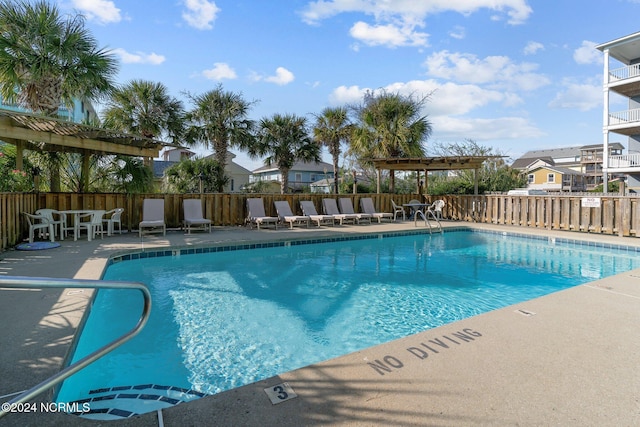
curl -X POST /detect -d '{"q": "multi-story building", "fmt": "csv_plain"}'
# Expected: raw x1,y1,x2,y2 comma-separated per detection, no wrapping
596,32,640,193
250,160,334,193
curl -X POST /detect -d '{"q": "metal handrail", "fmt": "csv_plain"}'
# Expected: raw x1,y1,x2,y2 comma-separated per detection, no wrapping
0,276,151,419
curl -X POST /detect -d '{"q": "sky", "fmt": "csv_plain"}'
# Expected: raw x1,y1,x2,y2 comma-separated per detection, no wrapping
58,0,640,171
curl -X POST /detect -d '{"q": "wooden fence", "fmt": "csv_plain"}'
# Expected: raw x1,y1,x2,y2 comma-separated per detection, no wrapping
1,192,638,251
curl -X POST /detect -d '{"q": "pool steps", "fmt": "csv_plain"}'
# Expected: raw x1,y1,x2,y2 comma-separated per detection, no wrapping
66,384,206,420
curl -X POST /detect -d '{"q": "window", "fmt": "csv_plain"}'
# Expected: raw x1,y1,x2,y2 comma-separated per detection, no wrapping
295,173,302,182
547,173,555,183
527,174,534,183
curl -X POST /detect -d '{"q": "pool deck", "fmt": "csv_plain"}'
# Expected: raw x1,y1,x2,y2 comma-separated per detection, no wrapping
1,221,639,426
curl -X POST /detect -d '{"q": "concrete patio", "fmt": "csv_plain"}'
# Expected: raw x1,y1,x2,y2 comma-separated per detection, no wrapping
1,221,639,426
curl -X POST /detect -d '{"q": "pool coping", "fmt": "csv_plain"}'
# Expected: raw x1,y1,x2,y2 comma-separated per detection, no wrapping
2,221,640,426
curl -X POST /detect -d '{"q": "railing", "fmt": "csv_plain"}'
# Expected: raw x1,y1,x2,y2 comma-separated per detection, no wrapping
0,276,151,419
609,63,640,81
608,153,640,168
609,108,640,125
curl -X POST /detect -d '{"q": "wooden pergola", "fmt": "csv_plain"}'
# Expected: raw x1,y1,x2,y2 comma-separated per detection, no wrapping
0,108,176,191
370,156,501,194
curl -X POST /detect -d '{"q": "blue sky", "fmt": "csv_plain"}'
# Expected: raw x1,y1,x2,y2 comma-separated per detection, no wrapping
62,0,640,170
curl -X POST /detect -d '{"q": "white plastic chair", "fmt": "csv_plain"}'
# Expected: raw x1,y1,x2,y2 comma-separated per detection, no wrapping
35,208,66,240
103,208,124,235
391,200,406,221
428,200,445,220
78,210,106,241
23,212,55,243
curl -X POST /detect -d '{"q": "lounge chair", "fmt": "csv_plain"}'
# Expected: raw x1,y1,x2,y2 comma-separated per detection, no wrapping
103,208,124,235
360,198,393,223
300,201,335,227
338,198,372,224
78,210,106,241
183,199,212,234
23,212,55,243
139,199,166,236
274,201,309,229
246,198,278,229
322,198,358,225
391,200,406,221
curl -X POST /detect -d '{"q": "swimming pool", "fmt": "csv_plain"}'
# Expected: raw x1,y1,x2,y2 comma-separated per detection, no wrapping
56,229,640,419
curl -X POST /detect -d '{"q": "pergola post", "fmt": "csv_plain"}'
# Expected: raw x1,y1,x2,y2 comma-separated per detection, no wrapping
474,168,479,195
81,151,90,192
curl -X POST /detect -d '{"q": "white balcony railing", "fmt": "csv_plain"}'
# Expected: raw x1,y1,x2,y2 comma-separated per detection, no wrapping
609,108,640,125
609,63,640,81
608,153,640,169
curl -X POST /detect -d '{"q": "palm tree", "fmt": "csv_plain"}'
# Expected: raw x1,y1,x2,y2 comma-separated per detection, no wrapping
248,113,320,194
0,0,118,191
184,85,256,192
102,80,184,143
163,157,228,193
350,90,432,193
312,106,352,194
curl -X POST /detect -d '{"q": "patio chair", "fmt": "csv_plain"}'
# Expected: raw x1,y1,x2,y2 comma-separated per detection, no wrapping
23,212,55,243
78,210,106,241
139,199,166,236
391,200,406,221
103,208,124,236
322,198,358,225
338,198,372,224
183,199,211,234
360,198,394,223
246,198,278,229
274,200,309,229
300,201,335,227
427,199,446,220
35,208,66,240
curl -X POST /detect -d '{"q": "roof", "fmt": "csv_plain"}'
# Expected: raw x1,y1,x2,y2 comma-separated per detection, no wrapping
511,156,555,170
370,156,497,171
528,164,584,176
580,142,625,150
0,107,177,157
252,160,333,173
519,146,583,159
595,31,640,64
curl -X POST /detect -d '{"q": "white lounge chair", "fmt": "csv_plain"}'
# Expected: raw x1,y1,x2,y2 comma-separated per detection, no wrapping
78,210,106,241
391,200,406,221
23,212,55,243
139,199,166,236
274,200,309,229
183,199,212,234
322,198,358,225
246,198,278,229
300,201,335,227
360,198,394,223
103,208,124,235
338,198,372,224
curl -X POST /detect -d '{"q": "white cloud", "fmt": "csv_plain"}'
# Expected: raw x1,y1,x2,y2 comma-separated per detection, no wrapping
423,50,550,91
71,0,121,24
182,0,220,30
449,25,465,40
431,116,544,141
265,67,295,85
524,41,544,55
548,82,601,111
574,41,602,65
301,0,532,26
112,48,165,65
349,21,428,47
202,63,237,80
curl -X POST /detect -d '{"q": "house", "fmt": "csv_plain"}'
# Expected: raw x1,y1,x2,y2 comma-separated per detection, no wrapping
596,32,640,193
154,149,251,193
513,143,625,191
524,159,586,192
250,160,334,193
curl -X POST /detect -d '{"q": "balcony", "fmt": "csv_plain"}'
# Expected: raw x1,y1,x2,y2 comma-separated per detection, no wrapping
607,153,640,173
608,64,640,97
608,108,640,135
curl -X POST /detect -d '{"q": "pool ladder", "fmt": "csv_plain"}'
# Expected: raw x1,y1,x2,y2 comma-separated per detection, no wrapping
414,208,443,233
0,276,151,420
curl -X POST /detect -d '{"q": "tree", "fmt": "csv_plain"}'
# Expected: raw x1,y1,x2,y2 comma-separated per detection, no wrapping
350,90,432,193
312,107,352,194
163,157,228,193
102,80,184,142
92,155,154,193
0,0,118,191
184,85,256,192
248,114,320,194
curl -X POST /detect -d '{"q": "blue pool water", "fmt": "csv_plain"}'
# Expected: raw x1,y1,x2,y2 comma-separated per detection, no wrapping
57,230,640,416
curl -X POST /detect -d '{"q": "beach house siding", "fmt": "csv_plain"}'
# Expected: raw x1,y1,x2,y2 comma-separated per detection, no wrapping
251,160,334,192
525,160,586,192
596,31,640,192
